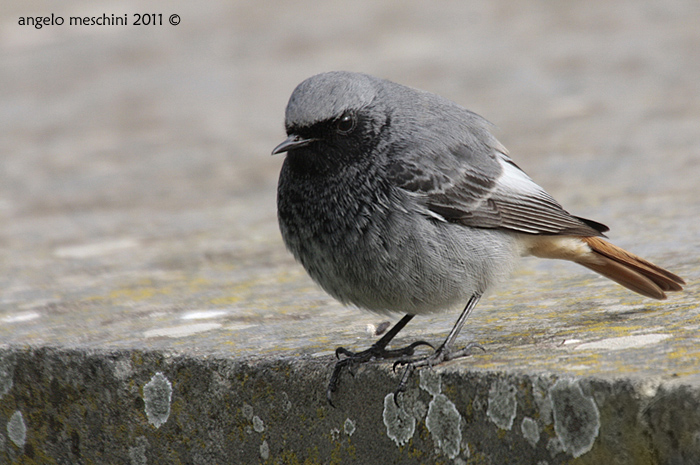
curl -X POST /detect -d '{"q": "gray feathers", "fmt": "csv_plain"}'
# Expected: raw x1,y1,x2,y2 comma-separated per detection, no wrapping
285,72,378,129
276,71,607,314
282,71,604,237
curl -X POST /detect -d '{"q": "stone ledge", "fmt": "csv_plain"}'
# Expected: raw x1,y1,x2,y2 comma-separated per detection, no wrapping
2,347,700,464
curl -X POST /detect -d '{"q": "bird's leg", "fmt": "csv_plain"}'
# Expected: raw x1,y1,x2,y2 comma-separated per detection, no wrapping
393,293,484,403
327,314,434,406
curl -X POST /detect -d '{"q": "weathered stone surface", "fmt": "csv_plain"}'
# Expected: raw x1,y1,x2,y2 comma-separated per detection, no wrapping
1,0,699,463
2,349,700,464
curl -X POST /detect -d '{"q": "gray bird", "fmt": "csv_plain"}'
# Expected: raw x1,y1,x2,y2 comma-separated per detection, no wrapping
272,71,684,404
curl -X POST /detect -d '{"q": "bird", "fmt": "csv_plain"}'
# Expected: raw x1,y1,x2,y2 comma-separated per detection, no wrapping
272,71,685,405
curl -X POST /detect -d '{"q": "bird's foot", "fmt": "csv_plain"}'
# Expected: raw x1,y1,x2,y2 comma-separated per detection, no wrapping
326,340,434,407
392,342,485,405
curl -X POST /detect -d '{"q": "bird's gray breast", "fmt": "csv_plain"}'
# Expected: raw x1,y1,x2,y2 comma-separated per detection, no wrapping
277,157,489,314
277,157,396,293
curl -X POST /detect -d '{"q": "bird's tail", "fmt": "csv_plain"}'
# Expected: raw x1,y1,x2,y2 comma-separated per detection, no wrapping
526,235,685,300
576,237,685,300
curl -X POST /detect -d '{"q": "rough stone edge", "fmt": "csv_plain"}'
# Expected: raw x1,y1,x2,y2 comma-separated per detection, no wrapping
1,346,699,464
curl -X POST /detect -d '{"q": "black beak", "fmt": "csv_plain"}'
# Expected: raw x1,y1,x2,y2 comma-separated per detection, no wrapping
271,134,317,155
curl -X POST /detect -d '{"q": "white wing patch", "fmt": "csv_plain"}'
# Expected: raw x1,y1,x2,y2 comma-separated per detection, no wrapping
494,154,547,199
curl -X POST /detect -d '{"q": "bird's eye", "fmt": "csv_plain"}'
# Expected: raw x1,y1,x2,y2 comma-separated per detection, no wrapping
335,113,356,135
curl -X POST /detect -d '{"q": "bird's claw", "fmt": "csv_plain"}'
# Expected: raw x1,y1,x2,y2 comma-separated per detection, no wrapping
391,342,485,407
326,340,435,407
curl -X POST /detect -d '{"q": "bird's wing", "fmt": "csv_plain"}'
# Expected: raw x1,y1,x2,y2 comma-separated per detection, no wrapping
389,144,607,236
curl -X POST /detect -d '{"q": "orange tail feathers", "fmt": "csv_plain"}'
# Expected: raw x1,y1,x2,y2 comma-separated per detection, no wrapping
577,237,685,300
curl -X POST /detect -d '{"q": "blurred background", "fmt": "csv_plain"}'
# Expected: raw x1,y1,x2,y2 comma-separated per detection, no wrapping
1,0,698,351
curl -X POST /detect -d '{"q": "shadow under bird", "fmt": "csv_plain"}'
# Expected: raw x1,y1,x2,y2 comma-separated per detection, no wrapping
272,71,685,405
